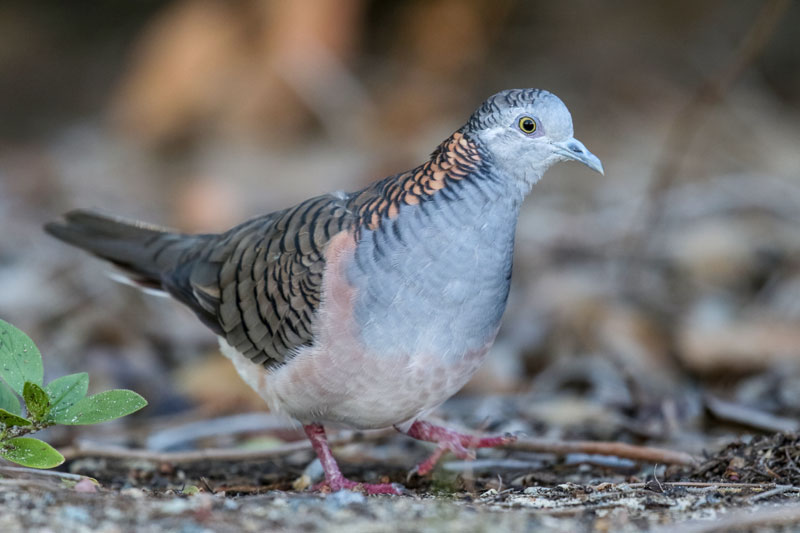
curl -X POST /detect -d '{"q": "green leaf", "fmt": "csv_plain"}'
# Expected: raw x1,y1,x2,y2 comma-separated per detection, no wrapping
0,380,20,415
53,389,147,425
44,372,89,420
0,319,44,395
23,382,50,420
182,484,201,496
0,437,64,468
0,408,31,427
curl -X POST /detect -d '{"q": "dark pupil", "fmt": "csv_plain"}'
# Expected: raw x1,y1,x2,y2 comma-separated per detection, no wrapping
522,119,535,132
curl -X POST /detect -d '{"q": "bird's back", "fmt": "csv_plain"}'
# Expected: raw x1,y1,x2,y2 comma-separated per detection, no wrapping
45,131,519,370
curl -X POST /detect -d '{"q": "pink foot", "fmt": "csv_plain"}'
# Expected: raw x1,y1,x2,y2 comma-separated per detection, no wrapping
303,423,403,495
398,420,516,476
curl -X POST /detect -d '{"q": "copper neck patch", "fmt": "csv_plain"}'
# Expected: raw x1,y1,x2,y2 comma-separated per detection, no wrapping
351,131,483,231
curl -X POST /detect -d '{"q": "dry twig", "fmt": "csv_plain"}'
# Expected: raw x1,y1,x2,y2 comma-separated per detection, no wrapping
748,484,800,502
705,395,800,434
0,465,95,483
61,429,395,464
627,481,783,490
508,437,698,466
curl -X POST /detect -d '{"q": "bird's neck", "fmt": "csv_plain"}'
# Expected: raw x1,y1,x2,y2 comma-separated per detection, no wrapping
349,131,529,235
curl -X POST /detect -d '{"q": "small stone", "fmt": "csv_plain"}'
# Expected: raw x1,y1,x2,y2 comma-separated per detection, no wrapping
73,478,99,493
223,498,239,510
292,474,312,491
120,487,147,499
160,498,192,515
325,489,366,508
61,505,91,523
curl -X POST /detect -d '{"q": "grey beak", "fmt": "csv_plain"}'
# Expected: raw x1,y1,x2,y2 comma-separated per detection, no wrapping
555,138,604,175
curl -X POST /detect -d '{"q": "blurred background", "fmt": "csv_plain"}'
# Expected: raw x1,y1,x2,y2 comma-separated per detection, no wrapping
1,0,799,456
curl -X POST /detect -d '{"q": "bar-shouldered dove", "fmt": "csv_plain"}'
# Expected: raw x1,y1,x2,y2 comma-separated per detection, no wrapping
46,89,602,494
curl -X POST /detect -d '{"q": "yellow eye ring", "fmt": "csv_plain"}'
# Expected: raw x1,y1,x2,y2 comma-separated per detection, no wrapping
518,116,537,134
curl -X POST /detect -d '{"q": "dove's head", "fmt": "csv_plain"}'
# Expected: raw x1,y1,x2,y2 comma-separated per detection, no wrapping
464,88,603,189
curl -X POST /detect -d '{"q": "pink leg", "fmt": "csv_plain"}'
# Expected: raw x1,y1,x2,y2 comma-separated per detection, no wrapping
303,424,402,495
397,420,516,476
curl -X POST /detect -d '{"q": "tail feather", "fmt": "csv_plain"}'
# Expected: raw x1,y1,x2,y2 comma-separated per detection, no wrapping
45,209,195,290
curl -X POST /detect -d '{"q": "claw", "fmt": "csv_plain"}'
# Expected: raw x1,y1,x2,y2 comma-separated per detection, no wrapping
406,466,420,483
399,420,515,476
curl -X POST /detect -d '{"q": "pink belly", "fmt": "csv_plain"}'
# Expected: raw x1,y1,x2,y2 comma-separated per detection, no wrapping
267,338,491,429
222,230,495,429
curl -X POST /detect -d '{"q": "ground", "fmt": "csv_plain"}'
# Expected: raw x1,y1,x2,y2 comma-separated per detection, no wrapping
3,431,800,532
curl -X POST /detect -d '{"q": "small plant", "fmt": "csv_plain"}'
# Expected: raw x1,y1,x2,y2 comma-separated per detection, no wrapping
0,319,147,468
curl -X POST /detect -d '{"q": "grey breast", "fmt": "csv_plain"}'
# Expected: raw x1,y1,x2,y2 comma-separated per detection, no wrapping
348,176,521,361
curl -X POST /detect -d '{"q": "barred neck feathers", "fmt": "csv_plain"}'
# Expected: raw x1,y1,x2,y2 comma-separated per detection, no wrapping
347,131,522,238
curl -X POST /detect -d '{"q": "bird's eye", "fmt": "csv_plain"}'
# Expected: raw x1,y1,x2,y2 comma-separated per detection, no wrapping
518,116,537,134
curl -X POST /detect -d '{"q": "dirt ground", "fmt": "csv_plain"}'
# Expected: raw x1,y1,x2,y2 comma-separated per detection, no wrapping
4,484,798,533
3,432,800,532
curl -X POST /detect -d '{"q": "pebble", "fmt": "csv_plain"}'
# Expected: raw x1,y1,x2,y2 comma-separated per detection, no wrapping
73,478,99,493
324,489,366,509
60,505,91,524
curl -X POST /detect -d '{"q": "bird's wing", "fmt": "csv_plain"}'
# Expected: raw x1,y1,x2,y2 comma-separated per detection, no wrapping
44,132,482,368
165,193,355,367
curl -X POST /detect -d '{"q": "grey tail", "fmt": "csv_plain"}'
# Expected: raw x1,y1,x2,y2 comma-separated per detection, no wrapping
44,209,202,292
